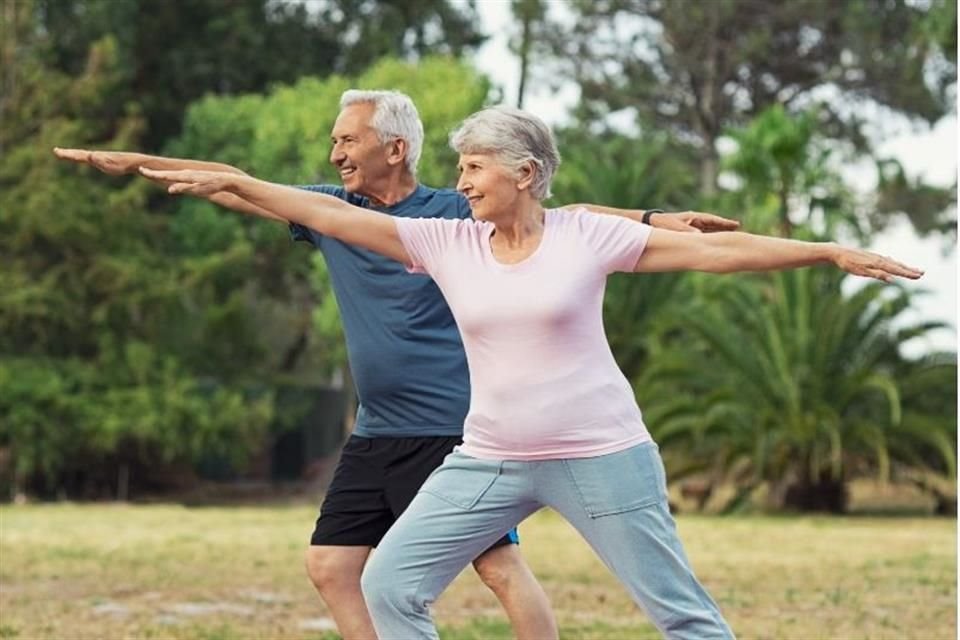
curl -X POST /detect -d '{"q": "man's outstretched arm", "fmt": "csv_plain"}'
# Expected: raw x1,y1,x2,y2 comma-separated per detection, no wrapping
52,148,283,221
560,203,740,234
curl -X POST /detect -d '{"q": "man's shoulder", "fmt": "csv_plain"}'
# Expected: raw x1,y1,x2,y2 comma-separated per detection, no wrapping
414,184,470,220
299,184,365,205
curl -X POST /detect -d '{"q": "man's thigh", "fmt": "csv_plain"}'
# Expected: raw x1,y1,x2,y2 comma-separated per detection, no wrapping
383,438,521,549
310,435,395,546
311,435,464,547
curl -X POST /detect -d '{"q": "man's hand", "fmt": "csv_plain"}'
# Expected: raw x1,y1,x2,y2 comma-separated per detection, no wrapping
53,148,145,176
139,168,241,198
650,211,741,233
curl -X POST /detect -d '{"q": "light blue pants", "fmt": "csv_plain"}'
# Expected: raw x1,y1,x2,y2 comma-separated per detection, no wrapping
361,441,734,639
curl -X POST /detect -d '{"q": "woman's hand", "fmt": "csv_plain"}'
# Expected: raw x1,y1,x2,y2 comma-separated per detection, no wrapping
831,246,924,282
139,168,240,197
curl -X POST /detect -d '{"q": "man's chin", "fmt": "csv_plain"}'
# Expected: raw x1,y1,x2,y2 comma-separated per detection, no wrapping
340,173,362,192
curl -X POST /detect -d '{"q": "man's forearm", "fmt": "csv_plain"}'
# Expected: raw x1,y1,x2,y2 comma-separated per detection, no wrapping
208,192,286,222
138,155,249,176
562,203,644,222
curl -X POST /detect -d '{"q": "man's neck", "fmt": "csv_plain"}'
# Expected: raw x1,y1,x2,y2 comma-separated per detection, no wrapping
361,174,419,207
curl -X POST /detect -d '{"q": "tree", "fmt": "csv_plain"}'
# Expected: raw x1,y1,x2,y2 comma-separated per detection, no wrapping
0,29,272,497
639,268,956,513
723,105,866,240
538,0,955,236
509,0,549,108
27,0,486,149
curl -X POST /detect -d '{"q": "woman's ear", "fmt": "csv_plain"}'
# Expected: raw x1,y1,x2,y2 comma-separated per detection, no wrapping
516,160,537,192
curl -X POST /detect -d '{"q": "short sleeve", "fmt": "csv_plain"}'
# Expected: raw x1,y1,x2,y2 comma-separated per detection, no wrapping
572,207,652,273
289,185,343,247
394,217,464,276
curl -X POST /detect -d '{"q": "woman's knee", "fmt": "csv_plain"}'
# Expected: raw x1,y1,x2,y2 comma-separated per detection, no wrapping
360,557,408,614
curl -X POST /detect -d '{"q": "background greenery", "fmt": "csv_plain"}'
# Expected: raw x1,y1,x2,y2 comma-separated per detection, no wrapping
0,0,955,512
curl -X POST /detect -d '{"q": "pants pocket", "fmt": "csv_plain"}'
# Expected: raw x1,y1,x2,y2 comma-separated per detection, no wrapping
562,442,667,518
420,451,503,510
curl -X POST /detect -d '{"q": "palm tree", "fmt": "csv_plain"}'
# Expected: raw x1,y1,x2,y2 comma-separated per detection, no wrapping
639,268,956,513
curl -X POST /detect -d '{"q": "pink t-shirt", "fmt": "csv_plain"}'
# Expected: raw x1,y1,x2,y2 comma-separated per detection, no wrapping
395,207,653,461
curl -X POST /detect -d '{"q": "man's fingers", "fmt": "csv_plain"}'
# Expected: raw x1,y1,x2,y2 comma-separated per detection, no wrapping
52,147,91,162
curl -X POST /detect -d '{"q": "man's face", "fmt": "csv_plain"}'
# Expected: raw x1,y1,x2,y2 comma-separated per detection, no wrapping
329,103,392,195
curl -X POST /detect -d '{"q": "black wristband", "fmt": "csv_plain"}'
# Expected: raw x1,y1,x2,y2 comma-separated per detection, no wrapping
641,208,664,225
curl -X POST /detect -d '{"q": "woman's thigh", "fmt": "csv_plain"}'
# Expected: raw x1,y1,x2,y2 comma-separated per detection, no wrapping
366,451,539,602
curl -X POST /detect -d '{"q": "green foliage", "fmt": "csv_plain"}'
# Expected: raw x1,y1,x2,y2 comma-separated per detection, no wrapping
28,0,486,149
723,105,866,240
539,0,956,236
639,269,956,512
0,28,273,495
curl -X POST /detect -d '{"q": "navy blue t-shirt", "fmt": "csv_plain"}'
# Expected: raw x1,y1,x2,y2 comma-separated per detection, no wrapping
290,184,472,438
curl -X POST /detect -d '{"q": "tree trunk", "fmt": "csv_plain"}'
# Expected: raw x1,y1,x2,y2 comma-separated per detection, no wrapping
782,477,848,513
515,1,535,109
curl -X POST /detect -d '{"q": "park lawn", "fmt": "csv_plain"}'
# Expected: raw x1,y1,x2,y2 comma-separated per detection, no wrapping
0,502,954,639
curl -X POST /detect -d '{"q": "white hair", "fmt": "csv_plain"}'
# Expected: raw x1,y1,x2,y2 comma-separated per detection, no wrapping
448,106,561,200
339,90,424,175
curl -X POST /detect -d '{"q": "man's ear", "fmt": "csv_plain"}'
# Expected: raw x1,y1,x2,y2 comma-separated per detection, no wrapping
386,138,408,168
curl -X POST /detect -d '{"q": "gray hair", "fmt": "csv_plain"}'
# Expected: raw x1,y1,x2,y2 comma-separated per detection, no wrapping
340,90,424,175
449,106,561,200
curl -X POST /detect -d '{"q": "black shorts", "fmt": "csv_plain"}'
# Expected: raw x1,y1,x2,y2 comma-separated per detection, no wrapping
310,435,519,548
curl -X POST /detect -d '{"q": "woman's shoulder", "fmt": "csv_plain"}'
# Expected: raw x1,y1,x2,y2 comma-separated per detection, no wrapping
403,215,486,240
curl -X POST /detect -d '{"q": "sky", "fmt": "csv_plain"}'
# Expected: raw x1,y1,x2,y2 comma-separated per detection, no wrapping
470,0,958,356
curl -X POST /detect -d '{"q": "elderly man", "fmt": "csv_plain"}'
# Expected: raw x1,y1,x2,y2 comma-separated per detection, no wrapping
55,89,738,639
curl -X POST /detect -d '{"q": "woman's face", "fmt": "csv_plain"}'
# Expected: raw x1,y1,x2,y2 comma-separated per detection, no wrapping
456,153,527,221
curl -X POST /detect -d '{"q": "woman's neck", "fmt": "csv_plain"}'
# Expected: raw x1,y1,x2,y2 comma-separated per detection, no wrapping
490,199,545,248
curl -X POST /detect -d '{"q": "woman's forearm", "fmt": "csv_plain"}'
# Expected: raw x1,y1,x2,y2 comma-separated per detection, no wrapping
703,232,840,273
228,175,354,231
221,175,409,263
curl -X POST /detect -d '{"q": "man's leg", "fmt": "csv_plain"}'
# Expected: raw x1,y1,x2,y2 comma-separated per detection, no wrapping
305,545,375,638
472,544,558,640
305,435,395,640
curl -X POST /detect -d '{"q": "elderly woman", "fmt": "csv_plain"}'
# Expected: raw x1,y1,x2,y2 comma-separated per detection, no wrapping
143,107,921,639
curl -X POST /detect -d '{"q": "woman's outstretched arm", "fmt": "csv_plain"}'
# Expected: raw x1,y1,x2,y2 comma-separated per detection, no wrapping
140,168,410,264
634,228,923,283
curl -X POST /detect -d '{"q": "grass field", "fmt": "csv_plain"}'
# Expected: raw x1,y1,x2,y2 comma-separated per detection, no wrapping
0,502,955,639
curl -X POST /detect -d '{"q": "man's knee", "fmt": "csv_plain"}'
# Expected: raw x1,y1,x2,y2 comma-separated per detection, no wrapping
304,546,366,593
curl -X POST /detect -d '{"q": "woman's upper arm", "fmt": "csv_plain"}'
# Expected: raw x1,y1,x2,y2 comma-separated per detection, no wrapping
304,201,410,264
633,228,711,273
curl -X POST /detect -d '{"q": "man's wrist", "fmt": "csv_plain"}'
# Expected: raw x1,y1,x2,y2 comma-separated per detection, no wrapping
641,209,664,225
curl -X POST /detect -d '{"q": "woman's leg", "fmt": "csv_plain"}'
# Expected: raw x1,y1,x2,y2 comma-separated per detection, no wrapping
361,451,538,639
540,443,734,639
